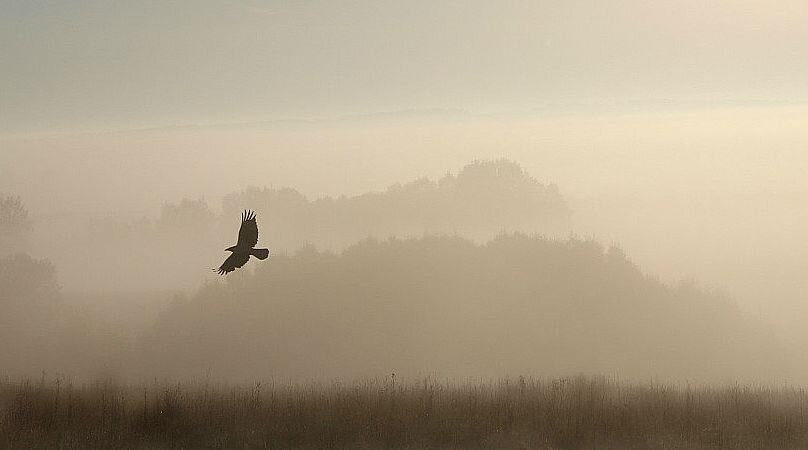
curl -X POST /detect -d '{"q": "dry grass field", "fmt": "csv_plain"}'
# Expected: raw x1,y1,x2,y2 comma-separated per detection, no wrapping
2,375,806,449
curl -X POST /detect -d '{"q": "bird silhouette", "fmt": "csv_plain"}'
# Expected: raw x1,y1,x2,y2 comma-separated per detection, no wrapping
214,210,270,275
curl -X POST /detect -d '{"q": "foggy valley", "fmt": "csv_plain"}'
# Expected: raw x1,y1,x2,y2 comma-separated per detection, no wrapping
0,150,803,383
4,115,808,447
4,1,808,447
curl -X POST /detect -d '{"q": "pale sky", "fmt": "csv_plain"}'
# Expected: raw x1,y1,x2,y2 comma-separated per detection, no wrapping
2,0,808,134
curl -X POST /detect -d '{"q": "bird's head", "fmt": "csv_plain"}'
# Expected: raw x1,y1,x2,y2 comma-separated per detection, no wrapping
225,245,238,252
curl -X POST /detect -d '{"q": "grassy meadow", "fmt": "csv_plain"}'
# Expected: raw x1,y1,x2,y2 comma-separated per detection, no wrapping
2,375,806,449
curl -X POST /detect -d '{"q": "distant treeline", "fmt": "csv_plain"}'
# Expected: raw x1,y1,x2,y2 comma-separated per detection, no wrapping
86,159,569,247
141,234,783,382
219,159,569,250
0,231,783,382
0,162,784,382
63,159,570,291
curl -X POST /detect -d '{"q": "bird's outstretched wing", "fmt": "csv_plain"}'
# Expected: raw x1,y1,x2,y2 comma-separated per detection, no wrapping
237,210,259,248
214,252,250,275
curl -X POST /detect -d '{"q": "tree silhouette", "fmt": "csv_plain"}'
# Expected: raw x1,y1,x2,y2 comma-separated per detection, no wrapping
0,194,32,254
0,253,59,313
220,159,570,252
156,198,215,236
142,234,782,381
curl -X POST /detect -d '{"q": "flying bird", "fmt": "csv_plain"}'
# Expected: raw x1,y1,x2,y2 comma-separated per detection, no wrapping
214,210,270,275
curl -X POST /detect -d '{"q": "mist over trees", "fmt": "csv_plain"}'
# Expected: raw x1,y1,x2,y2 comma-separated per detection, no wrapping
0,160,788,383
0,194,32,256
0,251,125,378
0,253,59,325
220,159,570,252
31,159,570,291
0,196,99,377
155,198,216,237
140,234,783,382
0,195,54,345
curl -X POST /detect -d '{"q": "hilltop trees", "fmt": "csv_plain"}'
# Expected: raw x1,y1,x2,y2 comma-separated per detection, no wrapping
0,161,786,383
0,194,63,370
0,195,57,320
142,234,783,382
156,198,216,236
0,253,59,317
0,195,57,318
13,160,567,291
221,159,570,251
0,194,32,255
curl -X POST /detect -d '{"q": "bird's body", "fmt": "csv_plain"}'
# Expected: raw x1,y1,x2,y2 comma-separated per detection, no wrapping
215,210,270,275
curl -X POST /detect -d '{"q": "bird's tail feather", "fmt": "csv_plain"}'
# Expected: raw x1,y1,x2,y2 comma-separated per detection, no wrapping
251,248,270,260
